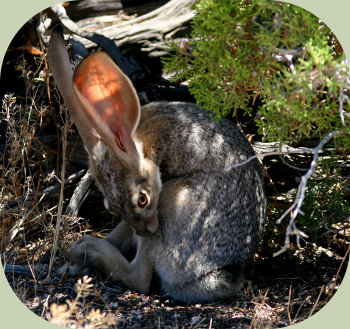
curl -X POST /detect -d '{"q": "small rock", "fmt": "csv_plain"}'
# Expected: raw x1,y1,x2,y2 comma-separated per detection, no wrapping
191,316,201,325
131,310,143,321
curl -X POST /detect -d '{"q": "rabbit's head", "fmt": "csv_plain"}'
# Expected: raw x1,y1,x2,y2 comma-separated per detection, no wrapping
72,52,162,235
47,28,161,235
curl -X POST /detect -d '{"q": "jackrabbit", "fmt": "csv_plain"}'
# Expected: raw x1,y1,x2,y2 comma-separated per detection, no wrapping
47,26,266,302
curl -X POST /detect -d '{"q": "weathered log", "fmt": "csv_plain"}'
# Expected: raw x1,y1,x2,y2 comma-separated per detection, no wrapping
48,9,141,80
47,8,194,100
65,0,168,19
65,0,122,19
71,0,196,57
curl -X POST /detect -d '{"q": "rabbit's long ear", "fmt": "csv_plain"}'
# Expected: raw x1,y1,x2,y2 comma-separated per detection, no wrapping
47,25,99,153
73,52,141,169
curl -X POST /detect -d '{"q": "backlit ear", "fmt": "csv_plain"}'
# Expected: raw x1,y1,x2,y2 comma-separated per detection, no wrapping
73,52,141,168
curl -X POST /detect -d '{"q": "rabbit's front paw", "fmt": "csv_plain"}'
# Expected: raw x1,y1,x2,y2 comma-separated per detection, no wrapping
59,235,108,276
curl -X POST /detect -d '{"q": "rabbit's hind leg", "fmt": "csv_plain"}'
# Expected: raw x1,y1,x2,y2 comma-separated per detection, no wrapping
162,266,243,303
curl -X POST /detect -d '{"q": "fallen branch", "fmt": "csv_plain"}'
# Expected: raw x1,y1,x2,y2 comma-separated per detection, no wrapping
273,130,341,257
5,264,48,279
225,143,316,171
61,0,196,57
225,129,346,256
1,170,86,212
65,170,94,216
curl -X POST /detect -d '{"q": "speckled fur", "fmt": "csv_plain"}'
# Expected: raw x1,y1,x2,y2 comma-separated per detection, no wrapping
90,102,266,302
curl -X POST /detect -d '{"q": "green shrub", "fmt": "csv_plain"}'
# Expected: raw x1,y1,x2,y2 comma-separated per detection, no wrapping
298,156,350,242
162,0,350,146
163,0,350,247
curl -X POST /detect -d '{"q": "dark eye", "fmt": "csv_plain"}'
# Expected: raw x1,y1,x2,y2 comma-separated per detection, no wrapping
138,192,148,208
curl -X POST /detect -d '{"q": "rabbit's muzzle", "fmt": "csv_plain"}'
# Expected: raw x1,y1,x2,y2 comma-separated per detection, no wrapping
129,214,158,236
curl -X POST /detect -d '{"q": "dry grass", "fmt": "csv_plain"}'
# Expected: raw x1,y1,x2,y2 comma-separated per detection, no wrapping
0,54,83,269
46,276,118,329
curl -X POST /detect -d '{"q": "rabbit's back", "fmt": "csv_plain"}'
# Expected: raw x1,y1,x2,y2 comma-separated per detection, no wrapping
137,102,266,301
137,102,256,175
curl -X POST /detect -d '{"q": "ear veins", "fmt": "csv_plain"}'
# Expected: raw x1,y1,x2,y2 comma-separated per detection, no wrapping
74,56,125,143
114,134,126,153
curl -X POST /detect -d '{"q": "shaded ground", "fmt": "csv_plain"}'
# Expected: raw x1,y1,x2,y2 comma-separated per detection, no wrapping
4,237,348,328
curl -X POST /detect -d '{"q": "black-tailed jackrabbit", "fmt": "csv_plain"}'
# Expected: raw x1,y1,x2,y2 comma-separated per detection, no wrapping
47,27,266,302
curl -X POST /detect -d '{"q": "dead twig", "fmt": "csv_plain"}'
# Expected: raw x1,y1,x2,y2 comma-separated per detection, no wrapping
329,243,350,296
287,285,292,326
44,106,72,282
308,285,324,318
273,130,341,257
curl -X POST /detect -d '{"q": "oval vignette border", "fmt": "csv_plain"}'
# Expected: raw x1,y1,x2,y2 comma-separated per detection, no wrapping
0,1,349,329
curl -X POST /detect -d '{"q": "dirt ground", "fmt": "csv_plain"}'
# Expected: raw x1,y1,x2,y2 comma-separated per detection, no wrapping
4,232,348,329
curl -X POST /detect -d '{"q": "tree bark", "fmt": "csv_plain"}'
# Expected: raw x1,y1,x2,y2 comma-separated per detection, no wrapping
74,0,196,57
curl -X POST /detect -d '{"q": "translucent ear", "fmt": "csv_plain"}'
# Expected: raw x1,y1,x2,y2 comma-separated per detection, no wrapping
73,52,141,169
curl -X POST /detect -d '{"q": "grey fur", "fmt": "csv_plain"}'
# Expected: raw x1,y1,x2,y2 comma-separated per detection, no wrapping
79,101,265,302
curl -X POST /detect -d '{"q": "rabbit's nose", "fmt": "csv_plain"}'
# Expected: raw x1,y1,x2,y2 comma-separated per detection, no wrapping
132,220,148,236
146,216,158,233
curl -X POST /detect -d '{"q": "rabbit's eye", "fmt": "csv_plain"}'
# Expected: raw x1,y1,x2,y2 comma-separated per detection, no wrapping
138,192,148,208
